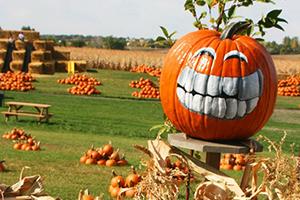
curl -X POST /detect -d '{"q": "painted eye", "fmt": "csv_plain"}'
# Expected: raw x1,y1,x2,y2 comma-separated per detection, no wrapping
224,50,248,63
192,47,216,59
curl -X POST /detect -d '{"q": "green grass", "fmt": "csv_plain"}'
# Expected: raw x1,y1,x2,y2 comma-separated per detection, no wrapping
0,70,299,199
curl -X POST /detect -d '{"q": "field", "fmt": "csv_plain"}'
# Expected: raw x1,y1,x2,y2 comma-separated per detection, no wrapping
57,47,300,77
0,69,300,199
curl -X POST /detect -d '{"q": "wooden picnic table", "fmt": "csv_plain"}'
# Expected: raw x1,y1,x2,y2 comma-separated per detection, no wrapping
1,101,53,123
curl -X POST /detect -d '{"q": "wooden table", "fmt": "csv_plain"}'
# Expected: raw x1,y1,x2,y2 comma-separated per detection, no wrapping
168,133,263,199
1,101,52,123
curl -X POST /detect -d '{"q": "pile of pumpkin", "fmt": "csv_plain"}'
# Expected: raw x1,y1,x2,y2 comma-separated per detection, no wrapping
2,128,41,151
129,77,160,99
277,75,300,96
79,143,128,167
57,74,101,95
220,153,247,171
130,64,161,77
0,71,35,91
2,128,31,140
109,168,140,199
165,157,193,184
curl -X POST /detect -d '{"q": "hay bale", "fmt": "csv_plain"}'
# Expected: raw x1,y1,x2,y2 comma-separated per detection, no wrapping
15,40,26,50
74,60,87,72
0,39,8,49
33,40,46,51
43,61,55,74
31,50,52,62
0,50,7,60
28,62,44,74
55,60,68,72
12,50,26,61
0,60,4,72
0,30,40,42
10,61,23,72
53,50,70,60
45,40,55,51
31,51,44,62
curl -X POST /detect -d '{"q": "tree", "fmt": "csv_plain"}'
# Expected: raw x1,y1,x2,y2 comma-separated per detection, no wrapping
102,36,127,50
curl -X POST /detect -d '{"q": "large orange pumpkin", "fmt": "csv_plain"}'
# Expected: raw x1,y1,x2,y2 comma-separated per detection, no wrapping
160,22,277,140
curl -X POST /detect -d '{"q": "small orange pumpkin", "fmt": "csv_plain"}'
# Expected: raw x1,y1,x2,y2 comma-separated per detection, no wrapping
160,21,277,140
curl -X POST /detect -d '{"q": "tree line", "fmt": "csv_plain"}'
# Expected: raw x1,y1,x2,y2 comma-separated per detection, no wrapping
41,34,300,54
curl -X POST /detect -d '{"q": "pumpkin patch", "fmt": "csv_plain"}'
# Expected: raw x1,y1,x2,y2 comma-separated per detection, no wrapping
129,77,160,99
220,153,247,171
108,168,141,199
57,74,101,95
277,75,300,96
0,71,35,91
13,139,41,151
80,143,128,167
130,64,161,77
2,128,32,140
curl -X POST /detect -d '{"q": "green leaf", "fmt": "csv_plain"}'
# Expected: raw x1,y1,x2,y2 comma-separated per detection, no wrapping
199,11,207,19
277,18,288,23
169,31,177,38
266,9,282,19
196,0,206,6
184,0,195,11
274,24,285,31
228,5,236,18
156,36,166,42
160,26,169,37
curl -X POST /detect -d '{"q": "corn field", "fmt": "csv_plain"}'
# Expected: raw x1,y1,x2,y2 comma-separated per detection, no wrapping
57,47,300,76
55,47,166,71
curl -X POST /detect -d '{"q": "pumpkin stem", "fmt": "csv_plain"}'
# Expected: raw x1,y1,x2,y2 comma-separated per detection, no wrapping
220,21,252,40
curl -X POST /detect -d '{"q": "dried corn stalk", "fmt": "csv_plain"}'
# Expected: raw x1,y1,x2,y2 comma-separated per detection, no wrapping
0,167,59,200
252,132,300,200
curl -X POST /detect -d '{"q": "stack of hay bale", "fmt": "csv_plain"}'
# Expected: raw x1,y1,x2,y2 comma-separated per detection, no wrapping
53,49,86,73
29,40,55,74
0,39,8,72
10,40,26,72
0,29,87,74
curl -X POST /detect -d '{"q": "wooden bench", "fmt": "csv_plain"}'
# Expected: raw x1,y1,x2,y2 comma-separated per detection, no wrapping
2,101,53,123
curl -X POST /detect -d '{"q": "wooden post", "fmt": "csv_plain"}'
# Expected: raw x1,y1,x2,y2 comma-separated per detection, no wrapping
206,152,221,170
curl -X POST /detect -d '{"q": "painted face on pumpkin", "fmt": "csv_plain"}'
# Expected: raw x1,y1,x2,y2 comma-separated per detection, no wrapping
176,47,264,120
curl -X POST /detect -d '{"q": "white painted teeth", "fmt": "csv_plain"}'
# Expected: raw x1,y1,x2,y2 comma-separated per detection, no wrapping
177,67,190,87
176,87,185,104
237,101,247,117
257,69,264,96
238,71,260,100
204,96,212,115
194,73,208,95
211,98,226,118
176,66,264,119
192,95,204,113
246,97,259,114
207,75,221,96
225,99,237,119
222,77,239,96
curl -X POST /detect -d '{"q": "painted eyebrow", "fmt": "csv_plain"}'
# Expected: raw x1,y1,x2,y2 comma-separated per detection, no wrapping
192,47,216,59
224,50,248,63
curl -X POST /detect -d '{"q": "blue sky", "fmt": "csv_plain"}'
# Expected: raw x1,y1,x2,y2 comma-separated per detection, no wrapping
0,0,298,43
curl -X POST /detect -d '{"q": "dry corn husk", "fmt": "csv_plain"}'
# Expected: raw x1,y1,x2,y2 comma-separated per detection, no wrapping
0,167,59,200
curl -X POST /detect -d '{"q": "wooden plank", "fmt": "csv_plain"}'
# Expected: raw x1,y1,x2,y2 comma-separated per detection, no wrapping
2,111,44,118
168,133,263,154
5,101,51,108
